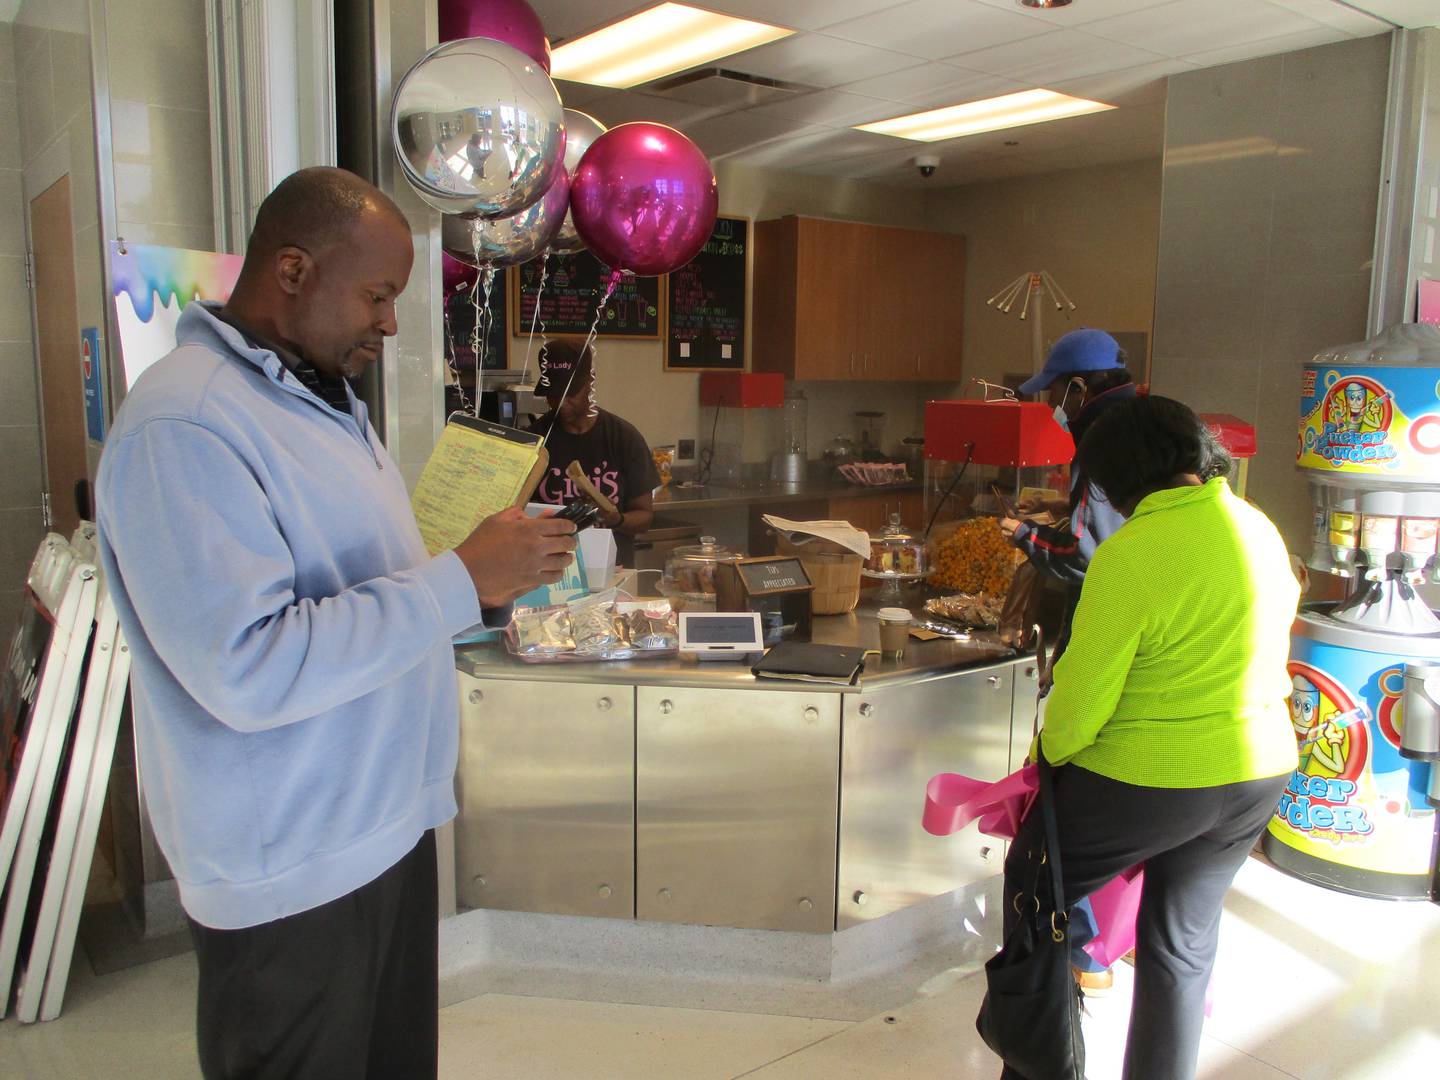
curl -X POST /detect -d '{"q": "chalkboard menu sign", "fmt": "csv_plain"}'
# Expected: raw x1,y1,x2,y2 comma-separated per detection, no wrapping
510,251,663,339
444,265,510,370
665,216,749,371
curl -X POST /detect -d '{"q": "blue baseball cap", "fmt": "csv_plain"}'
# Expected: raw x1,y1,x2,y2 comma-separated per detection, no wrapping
1019,328,1125,396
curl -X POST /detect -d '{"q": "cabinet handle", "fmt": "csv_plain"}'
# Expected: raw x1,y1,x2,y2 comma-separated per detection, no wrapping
849,352,856,374
798,897,814,912
467,689,484,705
1024,666,1036,679
659,699,674,715
598,884,613,899
853,889,868,906
915,354,921,376
804,705,819,722
597,696,613,711
987,676,1003,689
658,887,673,902
858,702,875,718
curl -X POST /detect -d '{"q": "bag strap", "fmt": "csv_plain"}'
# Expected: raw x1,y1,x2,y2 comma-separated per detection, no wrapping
1037,756,1068,938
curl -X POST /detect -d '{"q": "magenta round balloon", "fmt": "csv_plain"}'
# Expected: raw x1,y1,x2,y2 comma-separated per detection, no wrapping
570,123,718,277
442,252,478,295
438,0,551,72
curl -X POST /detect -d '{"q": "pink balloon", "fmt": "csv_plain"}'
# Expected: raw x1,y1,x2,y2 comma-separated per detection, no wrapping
570,123,718,277
438,0,551,72
443,252,478,295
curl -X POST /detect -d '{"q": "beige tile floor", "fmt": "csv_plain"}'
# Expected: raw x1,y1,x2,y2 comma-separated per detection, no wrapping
4,858,1439,1079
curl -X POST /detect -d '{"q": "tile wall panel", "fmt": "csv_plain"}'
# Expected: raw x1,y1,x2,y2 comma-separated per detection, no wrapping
1151,35,1390,553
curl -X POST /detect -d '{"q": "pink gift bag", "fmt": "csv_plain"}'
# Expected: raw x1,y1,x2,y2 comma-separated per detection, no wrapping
923,763,1038,840
1081,866,1144,968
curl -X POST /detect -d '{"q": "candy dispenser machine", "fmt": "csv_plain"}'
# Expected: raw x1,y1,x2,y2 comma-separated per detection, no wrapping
1263,323,1440,901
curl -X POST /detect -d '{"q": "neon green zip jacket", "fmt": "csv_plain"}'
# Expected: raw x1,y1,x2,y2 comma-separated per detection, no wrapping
1041,478,1300,788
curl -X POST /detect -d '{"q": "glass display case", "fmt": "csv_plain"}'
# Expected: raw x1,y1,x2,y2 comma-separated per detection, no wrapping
659,535,742,612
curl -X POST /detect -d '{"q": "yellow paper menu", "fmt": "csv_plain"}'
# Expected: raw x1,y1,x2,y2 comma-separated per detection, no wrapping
411,414,549,556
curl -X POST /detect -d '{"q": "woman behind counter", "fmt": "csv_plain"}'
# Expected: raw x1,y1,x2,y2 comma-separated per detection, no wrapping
1003,396,1299,1080
529,338,660,567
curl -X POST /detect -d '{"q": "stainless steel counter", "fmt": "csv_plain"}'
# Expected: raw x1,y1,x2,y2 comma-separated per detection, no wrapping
454,601,1015,693
650,479,922,512
452,605,1034,937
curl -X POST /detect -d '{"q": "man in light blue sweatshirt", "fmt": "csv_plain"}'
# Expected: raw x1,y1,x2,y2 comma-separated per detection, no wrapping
95,167,576,1079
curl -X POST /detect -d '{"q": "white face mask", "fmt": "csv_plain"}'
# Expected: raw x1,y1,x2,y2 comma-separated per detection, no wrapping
1053,378,1085,431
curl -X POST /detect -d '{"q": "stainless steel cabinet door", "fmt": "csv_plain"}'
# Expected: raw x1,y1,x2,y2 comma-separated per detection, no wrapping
455,675,634,919
838,666,1013,929
636,687,839,933
1011,659,1045,774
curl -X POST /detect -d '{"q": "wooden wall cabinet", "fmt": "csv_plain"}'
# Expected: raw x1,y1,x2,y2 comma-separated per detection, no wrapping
753,216,965,382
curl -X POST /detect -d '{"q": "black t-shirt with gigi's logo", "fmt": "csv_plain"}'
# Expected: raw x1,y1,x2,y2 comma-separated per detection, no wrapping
528,408,660,564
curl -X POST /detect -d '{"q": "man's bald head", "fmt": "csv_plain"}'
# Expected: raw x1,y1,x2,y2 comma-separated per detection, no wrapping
243,167,409,271
225,167,415,379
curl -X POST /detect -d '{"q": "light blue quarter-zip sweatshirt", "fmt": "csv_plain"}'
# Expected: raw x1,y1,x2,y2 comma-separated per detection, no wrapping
96,301,488,929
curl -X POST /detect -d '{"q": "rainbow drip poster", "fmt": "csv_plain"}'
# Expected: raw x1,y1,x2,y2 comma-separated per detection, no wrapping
110,242,243,389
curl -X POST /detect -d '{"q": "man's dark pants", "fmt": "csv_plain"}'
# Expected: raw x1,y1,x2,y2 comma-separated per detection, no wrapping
998,765,1288,1080
186,831,438,1079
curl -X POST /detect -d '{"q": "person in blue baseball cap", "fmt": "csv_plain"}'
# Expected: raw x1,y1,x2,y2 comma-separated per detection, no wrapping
999,326,1136,994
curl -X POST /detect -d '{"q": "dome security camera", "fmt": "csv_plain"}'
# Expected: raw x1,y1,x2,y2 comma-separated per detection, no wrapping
914,154,939,178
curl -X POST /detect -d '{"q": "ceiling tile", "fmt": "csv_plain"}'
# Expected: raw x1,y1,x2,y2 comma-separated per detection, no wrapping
1264,0,1394,34
554,79,615,109
1037,102,1166,147
837,63,1029,108
528,1,651,45
1049,59,1198,107
682,110,825,159
700,0,898,32
819,0,1046,61
731,124,908,167
943,28,1171,83
1335,1,1440,29
967,0,1182,27
748,88,900,126
724,32,915,87
1182,26,1351,68
1081,0,1331,58
584,89,735,131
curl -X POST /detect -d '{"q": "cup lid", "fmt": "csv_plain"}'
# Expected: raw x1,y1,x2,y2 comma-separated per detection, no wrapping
877,607,912,621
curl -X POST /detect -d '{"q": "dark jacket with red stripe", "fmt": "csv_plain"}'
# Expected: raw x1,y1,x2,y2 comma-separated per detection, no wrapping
1013,381,1136,654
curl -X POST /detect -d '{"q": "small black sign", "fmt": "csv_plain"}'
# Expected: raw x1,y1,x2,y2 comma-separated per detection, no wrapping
737,558,810,595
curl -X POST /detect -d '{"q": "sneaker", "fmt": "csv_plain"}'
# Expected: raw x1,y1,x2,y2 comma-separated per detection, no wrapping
1072,966,1114,994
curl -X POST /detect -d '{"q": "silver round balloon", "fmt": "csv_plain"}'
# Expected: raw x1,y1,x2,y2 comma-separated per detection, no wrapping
392,36,565,220
442,167,570,268
551,109,607,254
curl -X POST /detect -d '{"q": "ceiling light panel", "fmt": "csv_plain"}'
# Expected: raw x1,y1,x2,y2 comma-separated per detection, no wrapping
549,3,795,89
855,88,1115,143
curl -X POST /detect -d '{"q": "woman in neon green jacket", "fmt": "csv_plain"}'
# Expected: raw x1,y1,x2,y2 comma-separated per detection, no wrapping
1001,396,1298,1080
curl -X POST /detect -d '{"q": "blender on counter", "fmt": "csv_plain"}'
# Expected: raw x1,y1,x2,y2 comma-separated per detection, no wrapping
770,388,808,484
1266,322,1440,901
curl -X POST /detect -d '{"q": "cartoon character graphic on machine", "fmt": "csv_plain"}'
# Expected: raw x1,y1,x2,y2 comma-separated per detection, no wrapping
1302,374,1400,467
1328,379,1392,435
1279,665,1373,839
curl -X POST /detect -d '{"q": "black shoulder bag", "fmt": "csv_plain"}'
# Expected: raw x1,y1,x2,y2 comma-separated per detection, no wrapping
975,629,1085,1079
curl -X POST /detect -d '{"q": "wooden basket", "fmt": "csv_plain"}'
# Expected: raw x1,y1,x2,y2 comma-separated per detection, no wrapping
775,535,862,614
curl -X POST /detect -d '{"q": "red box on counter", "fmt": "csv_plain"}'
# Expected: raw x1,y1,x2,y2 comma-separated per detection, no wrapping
698,372,785,408
924,399,1074,467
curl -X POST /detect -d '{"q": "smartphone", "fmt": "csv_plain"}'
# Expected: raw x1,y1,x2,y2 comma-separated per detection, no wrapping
554,499,602,531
